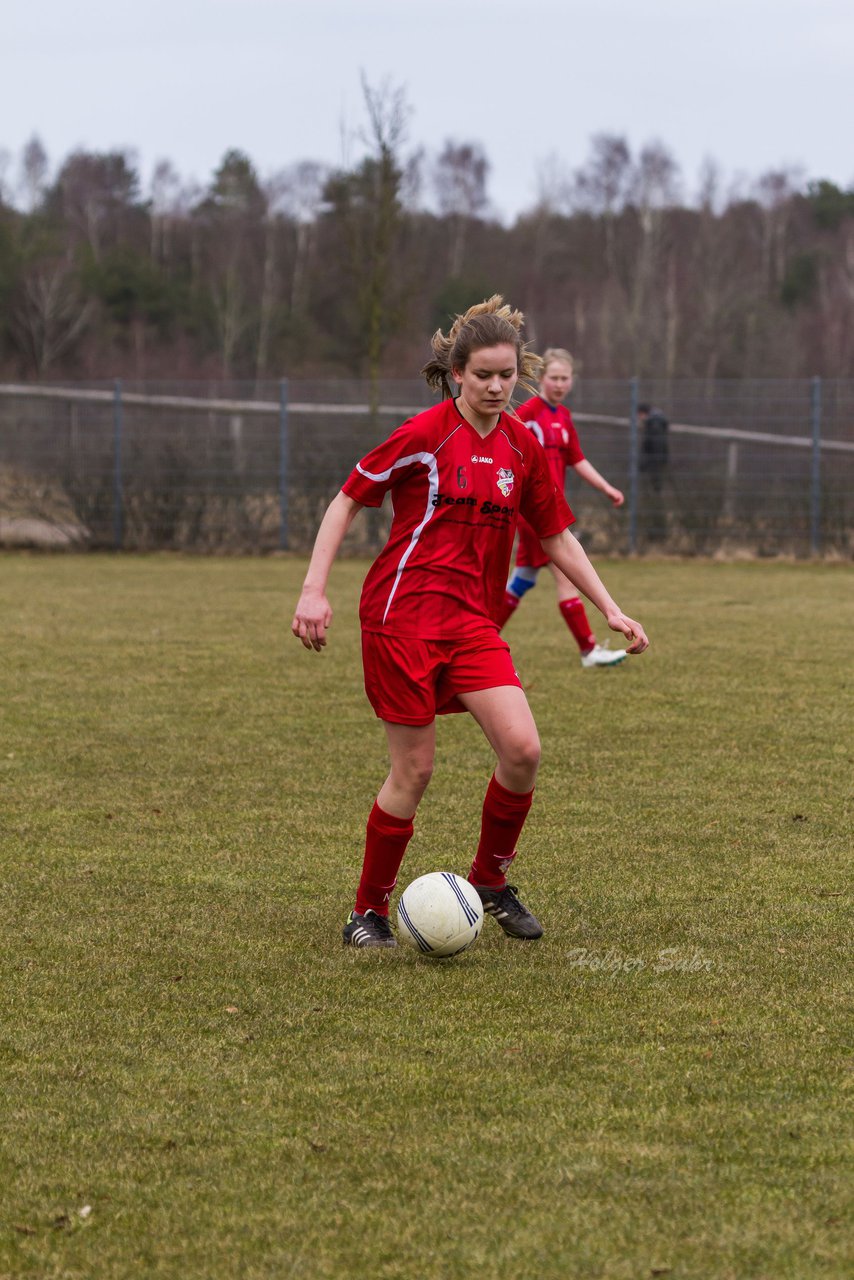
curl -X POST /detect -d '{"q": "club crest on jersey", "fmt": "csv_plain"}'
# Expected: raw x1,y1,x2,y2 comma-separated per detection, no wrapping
496,467,515,498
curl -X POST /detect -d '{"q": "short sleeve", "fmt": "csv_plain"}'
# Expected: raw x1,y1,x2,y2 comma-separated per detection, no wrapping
520,434,575,536
562,412,585,466
341,421,426,508
514,397,540,424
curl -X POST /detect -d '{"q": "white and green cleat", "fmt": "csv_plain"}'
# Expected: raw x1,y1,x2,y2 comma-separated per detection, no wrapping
580,643,627,668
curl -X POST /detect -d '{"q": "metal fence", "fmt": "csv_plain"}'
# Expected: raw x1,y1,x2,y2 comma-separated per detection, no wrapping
0,378,852,557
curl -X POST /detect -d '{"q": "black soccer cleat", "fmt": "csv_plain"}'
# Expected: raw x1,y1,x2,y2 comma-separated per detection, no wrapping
472,883,544,940
342,909,397,948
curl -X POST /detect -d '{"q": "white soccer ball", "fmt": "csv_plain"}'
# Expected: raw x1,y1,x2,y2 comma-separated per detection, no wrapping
397,872,484,958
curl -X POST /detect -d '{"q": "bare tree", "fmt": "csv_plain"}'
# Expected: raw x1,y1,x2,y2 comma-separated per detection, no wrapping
271,159,330,312
0,149,12,205
565,135,636,368
820,218,854,369
628,141,681,370
433,140,490,275
149,159,182,263
532,152,575,215
573,134,635,335
401,147,425,213
574,133,633,215
693,162,729,382
197,149,265,377
18,136,49,212
54,149,141,261
251,167,326,383
632,141,681,227
11,254,94,374
322,74,411,403
697,156,723,215
754,167,805,289
361,74,409,406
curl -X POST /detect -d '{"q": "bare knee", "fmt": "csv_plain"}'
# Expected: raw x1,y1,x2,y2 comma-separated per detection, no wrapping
517,733,542,775
391,751,434,800
407,756,435,795
497,731,541,787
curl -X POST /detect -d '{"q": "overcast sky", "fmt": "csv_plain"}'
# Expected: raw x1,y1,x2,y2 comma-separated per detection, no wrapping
5,0,853,220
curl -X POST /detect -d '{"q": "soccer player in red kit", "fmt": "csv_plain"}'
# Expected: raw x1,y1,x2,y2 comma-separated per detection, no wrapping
495,349,629,667
292,299,649,948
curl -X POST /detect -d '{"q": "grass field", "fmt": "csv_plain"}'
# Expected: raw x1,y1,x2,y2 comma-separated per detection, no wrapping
0,552,851,1280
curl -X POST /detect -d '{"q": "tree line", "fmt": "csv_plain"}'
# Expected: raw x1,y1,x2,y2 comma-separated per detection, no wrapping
1,80,853,387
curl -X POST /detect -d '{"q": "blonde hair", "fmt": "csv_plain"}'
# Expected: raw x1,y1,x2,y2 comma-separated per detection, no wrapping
541,347,574,371
422,295,543,398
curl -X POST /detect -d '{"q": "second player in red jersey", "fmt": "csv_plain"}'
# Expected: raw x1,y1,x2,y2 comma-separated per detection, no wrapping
293,299,649,949
496,348,629,667
512,389,585,572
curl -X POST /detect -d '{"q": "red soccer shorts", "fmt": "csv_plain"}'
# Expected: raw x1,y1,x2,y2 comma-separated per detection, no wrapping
515,518,550,569
361,630,523,726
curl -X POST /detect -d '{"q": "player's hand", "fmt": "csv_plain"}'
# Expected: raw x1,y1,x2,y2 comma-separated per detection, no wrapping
606,611,648,654
292,589,333,651
608,486,625,507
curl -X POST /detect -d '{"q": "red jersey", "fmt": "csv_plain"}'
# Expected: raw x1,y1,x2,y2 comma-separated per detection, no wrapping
342,399,574,638
516,396,584,489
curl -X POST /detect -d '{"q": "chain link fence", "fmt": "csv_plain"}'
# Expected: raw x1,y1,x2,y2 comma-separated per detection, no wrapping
0,379,851,557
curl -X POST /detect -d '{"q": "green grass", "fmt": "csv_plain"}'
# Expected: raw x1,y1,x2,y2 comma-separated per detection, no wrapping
0,552,851,1280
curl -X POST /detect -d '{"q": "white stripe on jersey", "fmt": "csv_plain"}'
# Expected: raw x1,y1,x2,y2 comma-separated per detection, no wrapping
356,449,441,624
499,428,526,459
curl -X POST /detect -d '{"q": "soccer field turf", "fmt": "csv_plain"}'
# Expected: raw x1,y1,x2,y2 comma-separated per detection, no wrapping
1,553,850,1279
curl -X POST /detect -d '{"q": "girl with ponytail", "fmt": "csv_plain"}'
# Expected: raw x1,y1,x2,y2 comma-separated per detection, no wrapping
293,296,648,948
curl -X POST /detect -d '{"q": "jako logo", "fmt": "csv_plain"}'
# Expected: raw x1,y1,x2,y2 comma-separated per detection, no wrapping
471,455,493,464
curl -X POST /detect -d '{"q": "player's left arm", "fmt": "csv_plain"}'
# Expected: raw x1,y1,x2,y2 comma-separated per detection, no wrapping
541,527,648,653
572,459,624,507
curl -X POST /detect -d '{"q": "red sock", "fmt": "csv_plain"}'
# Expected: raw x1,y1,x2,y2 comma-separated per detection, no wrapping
354,801,414,917
494,591,521,630
469,774,534,889
559,597,595,654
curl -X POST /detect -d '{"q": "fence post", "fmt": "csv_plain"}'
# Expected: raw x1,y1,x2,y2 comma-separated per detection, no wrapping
278,378,289,550
810,375,822,556
628,376,639,554
113,379,123,550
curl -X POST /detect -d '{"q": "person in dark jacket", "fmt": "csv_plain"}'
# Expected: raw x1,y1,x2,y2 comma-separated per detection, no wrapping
638,404,669,543
638,404,669,493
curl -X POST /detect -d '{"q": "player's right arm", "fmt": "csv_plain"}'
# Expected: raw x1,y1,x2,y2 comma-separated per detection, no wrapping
292,490,363,651
572,458,624,506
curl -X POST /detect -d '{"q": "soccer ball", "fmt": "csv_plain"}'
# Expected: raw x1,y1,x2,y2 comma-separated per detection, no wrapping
397,872,484,958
